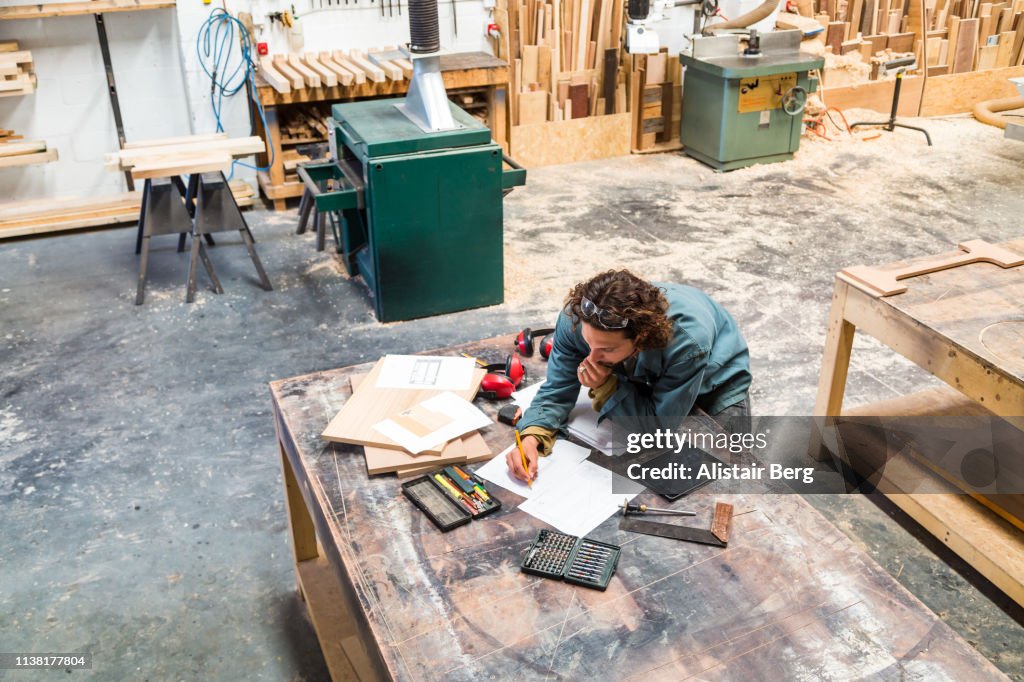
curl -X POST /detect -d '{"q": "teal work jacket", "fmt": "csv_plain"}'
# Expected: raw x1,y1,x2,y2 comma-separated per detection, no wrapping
517,283,752,434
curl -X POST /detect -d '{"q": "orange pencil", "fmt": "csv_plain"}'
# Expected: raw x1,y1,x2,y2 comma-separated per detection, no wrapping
515,429,532,487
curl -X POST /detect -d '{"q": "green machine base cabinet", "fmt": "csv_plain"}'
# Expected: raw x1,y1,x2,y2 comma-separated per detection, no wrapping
680,31,824,171
298,98,526,323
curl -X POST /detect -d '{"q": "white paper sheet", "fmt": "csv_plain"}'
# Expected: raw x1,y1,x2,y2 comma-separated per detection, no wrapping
474,439,591,499
372,392,491,455
375,355,475,391
518,464,643,537
475,438,640,536
510,381,543,410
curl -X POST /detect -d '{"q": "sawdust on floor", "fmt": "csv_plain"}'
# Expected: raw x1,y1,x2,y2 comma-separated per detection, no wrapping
501,113,1021,319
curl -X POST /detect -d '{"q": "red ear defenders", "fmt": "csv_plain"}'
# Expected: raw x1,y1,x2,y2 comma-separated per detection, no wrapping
478,354,526,400
515,327,555,359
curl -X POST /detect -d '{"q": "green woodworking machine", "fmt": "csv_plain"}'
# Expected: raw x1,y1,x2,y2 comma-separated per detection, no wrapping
299,1,525,323
680,30,824,170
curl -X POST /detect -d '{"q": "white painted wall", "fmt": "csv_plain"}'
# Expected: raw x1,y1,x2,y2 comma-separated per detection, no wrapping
0,9,192,202
0,0,495,203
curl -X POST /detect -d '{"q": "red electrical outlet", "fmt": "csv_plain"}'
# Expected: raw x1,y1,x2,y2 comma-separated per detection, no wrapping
257,42,269,56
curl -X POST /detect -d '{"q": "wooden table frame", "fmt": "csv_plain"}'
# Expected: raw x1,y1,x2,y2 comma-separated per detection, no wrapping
270,335,1008,681
274,411,389,680
808,241,1024,605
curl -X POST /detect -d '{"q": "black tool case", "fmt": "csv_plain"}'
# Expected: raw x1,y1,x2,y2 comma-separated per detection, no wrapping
402,468,502,532
520,529,621,591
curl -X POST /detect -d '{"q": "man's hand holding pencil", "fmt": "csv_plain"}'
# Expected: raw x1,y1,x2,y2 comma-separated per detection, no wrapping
507,430,539,485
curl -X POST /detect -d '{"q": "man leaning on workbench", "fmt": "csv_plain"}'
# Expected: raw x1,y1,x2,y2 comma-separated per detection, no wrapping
507,269,752,483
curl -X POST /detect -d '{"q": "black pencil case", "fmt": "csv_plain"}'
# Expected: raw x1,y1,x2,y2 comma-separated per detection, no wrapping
521,529,621,591
402,466,501,532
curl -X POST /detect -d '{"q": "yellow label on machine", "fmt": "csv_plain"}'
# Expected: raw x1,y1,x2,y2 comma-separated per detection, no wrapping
737,73,797,113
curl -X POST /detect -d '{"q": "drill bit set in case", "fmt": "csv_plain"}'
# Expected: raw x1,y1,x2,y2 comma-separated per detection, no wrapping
520,529,621,591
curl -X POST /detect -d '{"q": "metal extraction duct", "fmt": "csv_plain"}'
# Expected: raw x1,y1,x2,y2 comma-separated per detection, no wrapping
397,0,458,132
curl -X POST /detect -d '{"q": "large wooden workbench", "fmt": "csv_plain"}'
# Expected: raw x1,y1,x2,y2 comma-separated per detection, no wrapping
252,52,509,210
269,335,1006,680
810,238,1024,606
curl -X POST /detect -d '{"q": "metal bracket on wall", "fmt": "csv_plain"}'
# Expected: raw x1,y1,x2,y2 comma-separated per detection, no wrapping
95,13,134,191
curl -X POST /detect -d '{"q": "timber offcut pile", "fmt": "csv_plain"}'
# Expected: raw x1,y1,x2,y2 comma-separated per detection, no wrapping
494,0,627,125
798,0,1024,80
0,41,35,97
628,50,682,152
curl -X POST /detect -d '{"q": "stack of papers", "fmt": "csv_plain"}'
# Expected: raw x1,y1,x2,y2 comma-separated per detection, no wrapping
475,440,641,537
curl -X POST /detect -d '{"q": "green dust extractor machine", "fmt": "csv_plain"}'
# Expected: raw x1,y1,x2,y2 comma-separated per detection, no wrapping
680,30,824,171
298,0,526,322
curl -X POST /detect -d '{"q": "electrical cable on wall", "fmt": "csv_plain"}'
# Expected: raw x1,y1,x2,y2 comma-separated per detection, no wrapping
196,7,274,178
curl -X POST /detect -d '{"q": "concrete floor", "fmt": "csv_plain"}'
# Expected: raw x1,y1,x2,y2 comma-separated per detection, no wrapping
2,116,1023,680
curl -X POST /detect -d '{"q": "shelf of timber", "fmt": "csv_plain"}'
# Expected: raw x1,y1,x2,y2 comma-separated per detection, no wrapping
799,0,1024,111
252,51,509,209
0,139,57,168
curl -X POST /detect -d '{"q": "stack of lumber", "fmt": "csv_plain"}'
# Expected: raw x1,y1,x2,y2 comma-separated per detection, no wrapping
104,133,266,180
815,0,1024,78
454,91,492,123
629,50,683,152
494,0,627,125
280,104,331,143
258,49,411,94
322,359,494,478
0,181,253,240
0,139,58,168
0,41,36,97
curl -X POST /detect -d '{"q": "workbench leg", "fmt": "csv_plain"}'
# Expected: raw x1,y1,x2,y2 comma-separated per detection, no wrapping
134,180,150,255
135,235,150,306
280,443,319,599
264,106,287,212
186,235,201,304
240,228,273,291
197,242,223,295
315,210,326,252
809,278,857,461
296,190,312,235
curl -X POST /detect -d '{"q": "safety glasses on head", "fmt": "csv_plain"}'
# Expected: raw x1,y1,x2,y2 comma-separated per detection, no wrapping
577,296,629,329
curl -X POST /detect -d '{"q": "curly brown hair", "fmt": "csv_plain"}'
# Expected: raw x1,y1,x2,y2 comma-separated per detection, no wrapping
566,270,673,350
